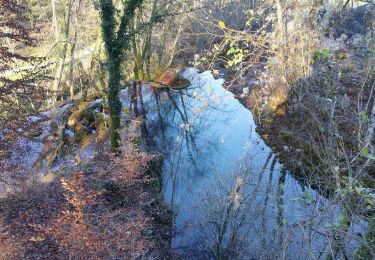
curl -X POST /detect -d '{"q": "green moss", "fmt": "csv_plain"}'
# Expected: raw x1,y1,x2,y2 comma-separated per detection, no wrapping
131,136,142,145
85,91,103,101
67,101,108,148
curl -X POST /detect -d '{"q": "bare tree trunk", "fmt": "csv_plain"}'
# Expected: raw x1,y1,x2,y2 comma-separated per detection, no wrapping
51,0,58,41
69,0,82,99
165,24,182,69
53,0,72,102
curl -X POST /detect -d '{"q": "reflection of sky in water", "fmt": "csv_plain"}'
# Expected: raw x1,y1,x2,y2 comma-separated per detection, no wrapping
121,68,366,259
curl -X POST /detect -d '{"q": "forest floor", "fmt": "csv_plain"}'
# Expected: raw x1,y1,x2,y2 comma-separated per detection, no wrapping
0,113,171,259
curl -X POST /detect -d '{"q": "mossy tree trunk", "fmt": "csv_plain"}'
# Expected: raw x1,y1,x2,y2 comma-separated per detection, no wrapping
98,0,144,153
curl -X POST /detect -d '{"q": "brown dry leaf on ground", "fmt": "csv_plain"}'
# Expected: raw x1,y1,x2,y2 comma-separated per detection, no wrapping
0,180,64,259
0,131,170,259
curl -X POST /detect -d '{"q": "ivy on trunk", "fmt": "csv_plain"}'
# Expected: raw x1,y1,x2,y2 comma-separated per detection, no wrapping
98,0,144,153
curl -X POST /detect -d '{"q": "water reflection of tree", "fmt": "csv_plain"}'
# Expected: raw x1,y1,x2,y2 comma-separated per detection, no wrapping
176,148,366,259
130,82,233,164
125,80,290,258
178,153,276,259
126,81,230,208
123,77,367,259
275,166,286,257
171,91,200,169
261,155,277,250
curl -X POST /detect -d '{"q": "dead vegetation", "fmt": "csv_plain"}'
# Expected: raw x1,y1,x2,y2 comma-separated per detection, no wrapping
256,46,375,191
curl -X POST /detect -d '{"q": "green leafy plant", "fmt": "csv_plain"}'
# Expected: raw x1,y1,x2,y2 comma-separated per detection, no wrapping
218,20,226,30
361,148,375,160
312,48,331,61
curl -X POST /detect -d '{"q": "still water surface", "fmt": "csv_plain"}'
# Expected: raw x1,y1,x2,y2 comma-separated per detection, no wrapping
120,68,363,259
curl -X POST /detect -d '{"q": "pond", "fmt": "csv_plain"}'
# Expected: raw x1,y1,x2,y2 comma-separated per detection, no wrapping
120,68,366,259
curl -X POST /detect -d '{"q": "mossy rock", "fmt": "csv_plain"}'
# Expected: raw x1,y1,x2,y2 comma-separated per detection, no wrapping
34,100,109,170
32,127,65,170
85,91,103,102
66,100,108,147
